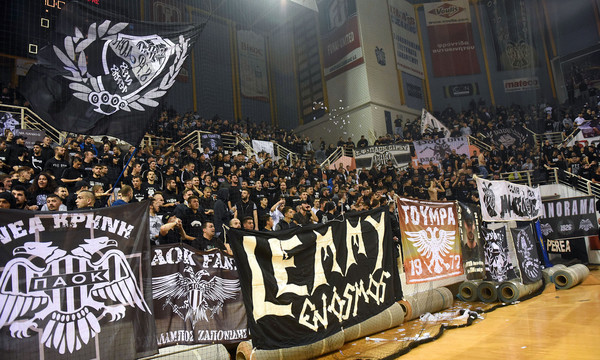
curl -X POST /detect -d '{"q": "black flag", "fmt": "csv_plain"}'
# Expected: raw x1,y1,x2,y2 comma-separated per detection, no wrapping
510,225,542,284
227,208,402,350
0,202,157,359
481,226,518,282
21,2,203,145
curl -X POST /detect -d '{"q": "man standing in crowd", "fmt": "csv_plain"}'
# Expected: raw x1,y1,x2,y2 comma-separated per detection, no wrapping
149,193,164,245
294,200,318,225
192,220,232,255
61,157,85,193
44,146,69,180
234,188,258,230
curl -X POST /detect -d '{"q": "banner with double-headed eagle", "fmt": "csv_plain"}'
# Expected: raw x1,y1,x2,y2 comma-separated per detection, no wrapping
0,202,157,359
151,243,249,347
397,197,463,284
21,2,203,145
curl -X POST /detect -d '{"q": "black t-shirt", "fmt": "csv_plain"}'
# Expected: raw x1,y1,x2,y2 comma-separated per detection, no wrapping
44,157,69,179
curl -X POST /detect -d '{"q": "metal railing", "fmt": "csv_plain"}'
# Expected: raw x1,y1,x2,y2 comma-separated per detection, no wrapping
141,134,172,149
0,104,65,144
498,170,537,186
559,129,579,147
320,146,344,169
468,135,491,152
545,166,600,198
272,142,300,163
171,130,238,153
535,131,565,146
236,136,255,157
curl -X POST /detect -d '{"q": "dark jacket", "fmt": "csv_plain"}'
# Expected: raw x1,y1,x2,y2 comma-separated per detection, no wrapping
214,188,231,237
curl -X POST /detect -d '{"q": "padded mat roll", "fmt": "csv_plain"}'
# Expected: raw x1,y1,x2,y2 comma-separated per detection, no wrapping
553,264,590,290
401,287,453,321
344,302,404,342
542,264,567,284
236,331,345,360
477,281,499,303
458,280,482,302
498,279,543,303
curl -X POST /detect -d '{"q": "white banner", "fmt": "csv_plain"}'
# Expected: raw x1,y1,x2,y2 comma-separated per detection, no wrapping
413,136,469,165
475,176,542,222
503,76,540,93
237,30,269,101
252,139,275,159
424,0,471,26
421,109,450,137
389,0,424,79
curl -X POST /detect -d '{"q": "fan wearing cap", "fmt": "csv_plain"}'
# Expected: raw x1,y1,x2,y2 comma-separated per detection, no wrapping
7,135,28,167
0,191,16,209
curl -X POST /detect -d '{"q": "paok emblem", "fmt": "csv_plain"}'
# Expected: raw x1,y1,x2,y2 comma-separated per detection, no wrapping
54,20,189,115
153,266,239,327
0,237,151,354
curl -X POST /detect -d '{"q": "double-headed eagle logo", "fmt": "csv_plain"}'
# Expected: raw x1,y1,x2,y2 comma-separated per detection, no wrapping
405,227,456,274
153,266,239,327
0,237,150,354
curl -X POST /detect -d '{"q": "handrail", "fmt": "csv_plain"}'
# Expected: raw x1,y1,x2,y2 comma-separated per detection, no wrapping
236,136,256,157
544,165,600,197
468,135,491,152
272,142,299,163
320,146,344,169
0,104,65,144
170,130,238,153
560,129,580,147
498,170,537,186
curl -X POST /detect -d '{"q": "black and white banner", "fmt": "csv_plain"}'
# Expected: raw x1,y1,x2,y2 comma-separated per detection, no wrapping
201,134,223,154
0,111,21,135
481,226,517,282
485,127,534,148
421,109,450,137
0,202,157,359
539,196,598,240
354,144,411,169
458,202,485,280
475,177,542,222
510,225,542,284
21,2,202,145
227,208,402,350
151,244,249,347
413,136,470,165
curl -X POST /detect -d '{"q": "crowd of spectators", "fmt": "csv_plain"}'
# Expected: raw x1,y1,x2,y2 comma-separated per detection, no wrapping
2,78,600,252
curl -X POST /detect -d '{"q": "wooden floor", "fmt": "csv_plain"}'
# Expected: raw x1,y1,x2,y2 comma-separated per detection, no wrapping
318,269,600,360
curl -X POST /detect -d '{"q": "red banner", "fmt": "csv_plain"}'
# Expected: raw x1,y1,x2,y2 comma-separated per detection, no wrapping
397,197,463,284
424,0,480,77
321,15,364,80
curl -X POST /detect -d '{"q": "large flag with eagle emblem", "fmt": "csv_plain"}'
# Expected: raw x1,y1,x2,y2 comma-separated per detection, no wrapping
397,197,463,283
0,202,157,359
151,243,249,347
21,2,203,145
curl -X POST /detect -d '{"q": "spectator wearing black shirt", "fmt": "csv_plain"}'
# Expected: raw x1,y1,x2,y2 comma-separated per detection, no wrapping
131,176,147,202
60,158,85,192
44,146,69,181
162,177,179,210
234,189,258,230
